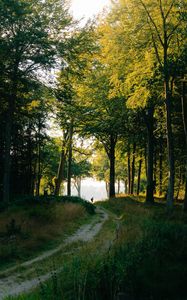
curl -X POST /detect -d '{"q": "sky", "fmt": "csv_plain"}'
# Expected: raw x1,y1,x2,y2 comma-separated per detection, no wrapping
70,0,110,21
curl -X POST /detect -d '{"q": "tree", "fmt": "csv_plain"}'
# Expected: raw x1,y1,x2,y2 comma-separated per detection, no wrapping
75,60,127,198
98,0,186,207
0,0,73,202
135,0,186,208
54,24,97,196
92,148,110,196
72,158,91,197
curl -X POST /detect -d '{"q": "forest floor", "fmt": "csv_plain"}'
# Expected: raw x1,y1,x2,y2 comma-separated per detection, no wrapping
1,196,187,300
0,206,114,299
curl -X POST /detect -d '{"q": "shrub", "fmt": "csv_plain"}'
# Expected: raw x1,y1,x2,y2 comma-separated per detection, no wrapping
58,196,96,215
6,218,21,236
12,195,96,215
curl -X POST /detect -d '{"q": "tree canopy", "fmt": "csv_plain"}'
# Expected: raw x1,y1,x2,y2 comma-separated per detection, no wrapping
0,0,186,210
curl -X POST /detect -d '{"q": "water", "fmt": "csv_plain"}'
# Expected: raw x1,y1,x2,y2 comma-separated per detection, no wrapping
65,178,124,202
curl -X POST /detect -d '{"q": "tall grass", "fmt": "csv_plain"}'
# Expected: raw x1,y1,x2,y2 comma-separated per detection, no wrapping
6,197,187,300
0,197,94,269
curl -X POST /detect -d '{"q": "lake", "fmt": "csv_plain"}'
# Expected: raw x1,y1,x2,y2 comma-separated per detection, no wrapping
64,178,125,202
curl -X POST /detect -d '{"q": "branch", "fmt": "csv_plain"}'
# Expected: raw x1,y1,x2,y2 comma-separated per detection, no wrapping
139,0,164,47
166,0,176,19
167,20,182,45
73,147,92,156
147,18,163,67
159,0,165,22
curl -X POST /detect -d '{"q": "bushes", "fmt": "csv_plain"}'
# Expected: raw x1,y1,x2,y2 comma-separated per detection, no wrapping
58,196,96,215
12,195,95,215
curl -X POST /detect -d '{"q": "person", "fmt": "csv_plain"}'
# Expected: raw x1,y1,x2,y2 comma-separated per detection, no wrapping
90,197,94,203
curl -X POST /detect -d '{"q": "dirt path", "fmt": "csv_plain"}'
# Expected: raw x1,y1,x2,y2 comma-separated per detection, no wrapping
0,207,109,300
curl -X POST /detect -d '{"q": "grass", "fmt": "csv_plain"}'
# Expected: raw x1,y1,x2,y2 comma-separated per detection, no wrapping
6,212,117,300
0,196,95,270
4,196,187,300
98,196,187,300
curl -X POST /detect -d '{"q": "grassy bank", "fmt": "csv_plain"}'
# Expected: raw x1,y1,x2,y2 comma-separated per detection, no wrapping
97,197,187,299
0,196,95,270
6,196,187,300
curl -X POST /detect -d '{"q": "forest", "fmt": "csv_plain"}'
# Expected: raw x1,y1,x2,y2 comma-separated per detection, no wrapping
0,0,187,299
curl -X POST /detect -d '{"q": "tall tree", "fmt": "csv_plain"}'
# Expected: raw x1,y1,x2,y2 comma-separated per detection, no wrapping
0,0,73,202
136,0,186,208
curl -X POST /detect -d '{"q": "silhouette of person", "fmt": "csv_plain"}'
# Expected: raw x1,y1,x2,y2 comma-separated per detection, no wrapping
91,197,94,203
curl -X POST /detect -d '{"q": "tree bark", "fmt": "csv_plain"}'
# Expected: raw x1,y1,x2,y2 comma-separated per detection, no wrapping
3,86,17,203
175,167,182,202
159,138,163,197
67,122,73,196
55,148,66,196
109,135,116,198
55,132,68,196
137,159,142,196
74,177,81,198
105,182,109,197
124,179,128,194
117,178,120,194
144,147,147,179
3,60,20,203
165,77,175,209
36,117,41,197
154,150,157,194
182,80,187,211
127,145,131,194
130,143,136,195
145,107,154,204
3,107,13,203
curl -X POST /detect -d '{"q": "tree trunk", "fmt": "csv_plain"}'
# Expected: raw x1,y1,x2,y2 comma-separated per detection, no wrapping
144,147,147,179
154,150,157,194
55,149,66,196
117,178,120,194
3,66,18,202
27,123,33,195
55,145,66,196
77,178,81,198
33,160,37,196
130,143,136,194
145,107,154,204
105,182,109,197
184,174,187,212
109,135,116,198
165,78,175,209
55,131,68,196
159,138,163,197
74,177,81,198
3,108,12,203
127,146,131,194
137,159,142,196
175,168,182,202
67,122,73,196
182,80,187,211
36,117,41,197
124,179,128,194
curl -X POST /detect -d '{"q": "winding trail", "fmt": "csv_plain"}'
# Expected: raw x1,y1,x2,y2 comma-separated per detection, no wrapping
0,207,109,300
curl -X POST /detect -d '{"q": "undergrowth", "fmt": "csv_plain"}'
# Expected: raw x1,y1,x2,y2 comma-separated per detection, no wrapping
0,196,95,269
8,197,187,300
